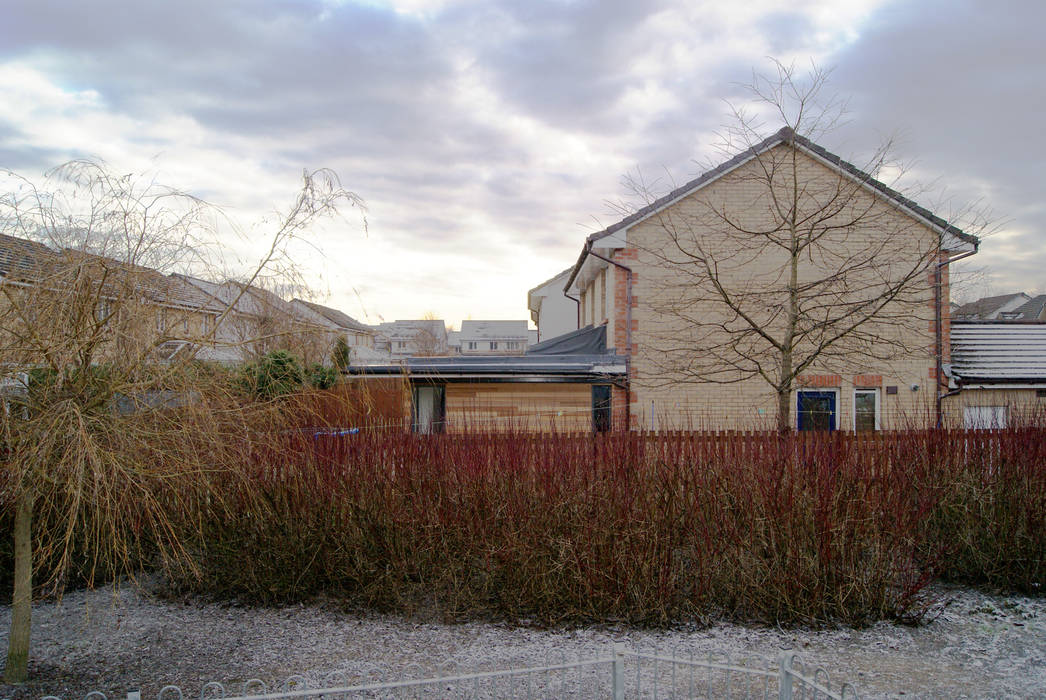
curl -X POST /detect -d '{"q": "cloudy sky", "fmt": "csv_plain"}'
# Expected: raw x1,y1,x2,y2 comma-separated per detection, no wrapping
1,0,1042,326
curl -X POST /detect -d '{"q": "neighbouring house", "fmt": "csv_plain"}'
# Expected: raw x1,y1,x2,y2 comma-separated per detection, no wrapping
948,320,1046,427
346,325,626,433
458,320,530,355
177,276,338,365
953,293,1033,320
1001,294,1046,321
0,233,230,364
290,298,385,363
373,319,449,357
527,267,578,342
561,127,979,431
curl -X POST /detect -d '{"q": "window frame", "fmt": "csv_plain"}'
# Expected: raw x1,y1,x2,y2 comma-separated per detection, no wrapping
591,384,612,433
411,384,446,434
853,388,880,432
796,389,839,431
963,405,1008,430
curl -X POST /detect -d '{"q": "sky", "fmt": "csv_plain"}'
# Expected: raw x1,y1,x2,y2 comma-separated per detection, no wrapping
1,0,1042,327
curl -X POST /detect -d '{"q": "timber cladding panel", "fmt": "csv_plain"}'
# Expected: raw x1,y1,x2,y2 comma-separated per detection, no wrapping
445,382,593,432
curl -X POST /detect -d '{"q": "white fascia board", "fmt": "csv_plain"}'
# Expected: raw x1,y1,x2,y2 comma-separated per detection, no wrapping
794,143,977,254
606,152,764,244
960,383,1046,390
570,255,608,293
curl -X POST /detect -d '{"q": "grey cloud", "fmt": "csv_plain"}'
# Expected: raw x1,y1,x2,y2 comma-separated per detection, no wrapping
3,1,459,148
826,0,1046,290
755,12,817,55
450,0,670,132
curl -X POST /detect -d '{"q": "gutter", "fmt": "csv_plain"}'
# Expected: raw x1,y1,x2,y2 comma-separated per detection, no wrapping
935,239,980,428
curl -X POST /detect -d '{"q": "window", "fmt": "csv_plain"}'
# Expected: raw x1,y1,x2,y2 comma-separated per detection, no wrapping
797,390,837,431
95,300,112,324
854,389,880,432
182,317,190,334
490,341,499,350
599,270,607,322
507,341,520,350
964,405,1008,430
467,341,477,350
412,385,446,434
397,341,408,349
156,309,167,333
592,385,612,432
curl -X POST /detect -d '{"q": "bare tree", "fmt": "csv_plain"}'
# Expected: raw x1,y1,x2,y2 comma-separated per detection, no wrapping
626,62,981,431
0,161,361,683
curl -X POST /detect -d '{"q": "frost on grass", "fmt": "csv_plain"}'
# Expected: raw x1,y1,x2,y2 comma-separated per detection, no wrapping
0,583,1043,699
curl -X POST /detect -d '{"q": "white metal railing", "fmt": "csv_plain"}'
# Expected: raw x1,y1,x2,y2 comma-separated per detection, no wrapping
11,644,860,699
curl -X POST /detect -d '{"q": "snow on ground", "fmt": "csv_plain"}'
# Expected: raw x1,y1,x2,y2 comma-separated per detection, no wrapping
0,583,1044,699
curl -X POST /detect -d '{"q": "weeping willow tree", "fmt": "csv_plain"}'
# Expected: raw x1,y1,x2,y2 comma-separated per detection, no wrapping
0,161,362,683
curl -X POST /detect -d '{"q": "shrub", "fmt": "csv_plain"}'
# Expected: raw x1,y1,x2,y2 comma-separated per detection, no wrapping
161,426,1045,626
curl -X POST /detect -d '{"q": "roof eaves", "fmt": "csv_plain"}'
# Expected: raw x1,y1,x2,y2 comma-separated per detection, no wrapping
565,126,978,292
566,129,789,291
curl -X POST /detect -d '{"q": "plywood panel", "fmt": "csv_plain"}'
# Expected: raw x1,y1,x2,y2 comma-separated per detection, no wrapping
445,382,593,432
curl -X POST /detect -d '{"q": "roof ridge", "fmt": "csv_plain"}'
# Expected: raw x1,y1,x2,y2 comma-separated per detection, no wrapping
582,127,977,250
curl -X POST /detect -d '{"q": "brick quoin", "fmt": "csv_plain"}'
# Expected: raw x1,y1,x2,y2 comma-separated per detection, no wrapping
610,248,639,429
798,374,842,388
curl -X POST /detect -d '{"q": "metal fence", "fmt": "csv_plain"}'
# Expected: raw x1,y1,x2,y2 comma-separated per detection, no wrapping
11,644,859,699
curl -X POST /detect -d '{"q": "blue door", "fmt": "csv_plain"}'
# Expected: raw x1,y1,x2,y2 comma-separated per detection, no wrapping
797,391,836,431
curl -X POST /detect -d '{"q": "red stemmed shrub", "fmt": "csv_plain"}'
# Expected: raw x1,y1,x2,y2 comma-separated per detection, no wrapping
161,421,1045,626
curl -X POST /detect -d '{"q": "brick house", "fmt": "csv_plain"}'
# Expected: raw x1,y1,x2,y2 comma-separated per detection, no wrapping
561,127,979,431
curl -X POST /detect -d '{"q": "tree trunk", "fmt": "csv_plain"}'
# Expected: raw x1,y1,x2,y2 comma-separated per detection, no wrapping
4,493,33,684
776,386,791,433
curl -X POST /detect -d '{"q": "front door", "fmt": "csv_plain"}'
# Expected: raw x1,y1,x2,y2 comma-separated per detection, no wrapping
797,390,836,431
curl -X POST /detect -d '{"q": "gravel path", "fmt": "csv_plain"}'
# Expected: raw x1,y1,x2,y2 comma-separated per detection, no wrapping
1,583,1044,699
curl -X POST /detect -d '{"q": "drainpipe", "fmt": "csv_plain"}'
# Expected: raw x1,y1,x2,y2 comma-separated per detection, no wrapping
564,290,581,329
585,244,633,431
935,239,979,429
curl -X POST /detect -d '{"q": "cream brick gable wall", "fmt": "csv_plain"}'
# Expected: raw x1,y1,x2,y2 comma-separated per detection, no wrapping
575,142,960,430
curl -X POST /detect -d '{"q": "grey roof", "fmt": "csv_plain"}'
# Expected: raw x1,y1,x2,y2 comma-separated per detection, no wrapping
347,353,626,379
527,325,606,355
951,321,1046,384
292,299,372,332
528,267,573,298
1005,295,1046,321
459,320,529,341
373,319,448,340
0,235,225,312
953,293,1031,320
0,233,56,277
568,126,979,290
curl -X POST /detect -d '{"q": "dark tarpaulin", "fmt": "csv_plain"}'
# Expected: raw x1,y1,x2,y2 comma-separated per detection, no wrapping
527,325,606,355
